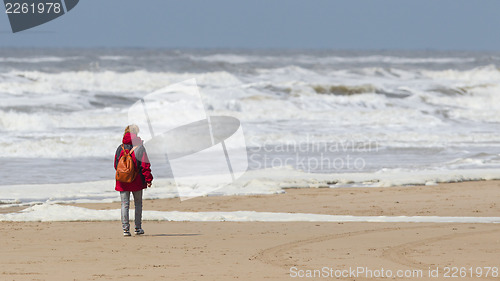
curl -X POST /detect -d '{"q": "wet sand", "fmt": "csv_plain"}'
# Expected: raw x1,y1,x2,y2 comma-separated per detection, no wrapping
1,180,499,280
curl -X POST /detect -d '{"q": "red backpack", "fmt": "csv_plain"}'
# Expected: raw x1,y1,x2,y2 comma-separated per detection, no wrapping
115,145,138,183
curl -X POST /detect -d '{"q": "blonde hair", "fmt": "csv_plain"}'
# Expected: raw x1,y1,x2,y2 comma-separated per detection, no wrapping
124,124,140,136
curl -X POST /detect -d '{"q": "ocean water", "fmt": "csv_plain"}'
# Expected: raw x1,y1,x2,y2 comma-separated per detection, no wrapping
1,48,500,205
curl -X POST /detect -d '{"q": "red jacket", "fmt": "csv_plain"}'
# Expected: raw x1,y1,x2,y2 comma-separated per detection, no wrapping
114,133,153,192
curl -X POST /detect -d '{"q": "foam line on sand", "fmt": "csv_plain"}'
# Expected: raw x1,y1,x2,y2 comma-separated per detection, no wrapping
0,204,499,223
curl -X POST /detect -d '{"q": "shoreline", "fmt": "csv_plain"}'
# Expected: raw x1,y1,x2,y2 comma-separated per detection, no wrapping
73,179,500,218
1,179,499,218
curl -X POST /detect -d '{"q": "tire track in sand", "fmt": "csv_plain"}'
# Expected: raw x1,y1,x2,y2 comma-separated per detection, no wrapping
382,228,500,280
252,224,499,280
252,225,436,267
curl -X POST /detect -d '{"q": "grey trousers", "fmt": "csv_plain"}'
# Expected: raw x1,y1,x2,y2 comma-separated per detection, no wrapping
120,190,143,231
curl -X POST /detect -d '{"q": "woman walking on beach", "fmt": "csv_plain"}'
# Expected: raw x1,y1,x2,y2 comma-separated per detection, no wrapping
114,125,153,236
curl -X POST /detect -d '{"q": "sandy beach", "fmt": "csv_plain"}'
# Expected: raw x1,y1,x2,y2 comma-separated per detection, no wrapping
1,180,499,281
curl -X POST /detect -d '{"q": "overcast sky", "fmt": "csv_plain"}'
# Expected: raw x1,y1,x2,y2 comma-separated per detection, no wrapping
1,0,499,50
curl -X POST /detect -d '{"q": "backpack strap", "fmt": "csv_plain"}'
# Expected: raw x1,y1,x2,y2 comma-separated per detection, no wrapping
121,144,138,155
130,146,138,154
